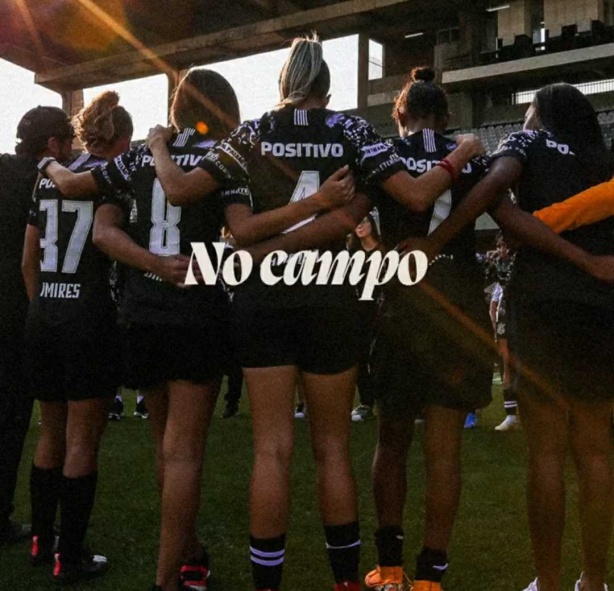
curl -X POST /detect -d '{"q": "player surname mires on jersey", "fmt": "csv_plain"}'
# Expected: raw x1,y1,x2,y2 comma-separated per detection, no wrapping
185,242,429,301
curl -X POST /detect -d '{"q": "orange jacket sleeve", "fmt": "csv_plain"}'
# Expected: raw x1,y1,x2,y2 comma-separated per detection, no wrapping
533,178,614,233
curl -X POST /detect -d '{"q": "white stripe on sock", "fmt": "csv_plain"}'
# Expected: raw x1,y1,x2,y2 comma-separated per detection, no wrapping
250,547,285,559
325,539,361,550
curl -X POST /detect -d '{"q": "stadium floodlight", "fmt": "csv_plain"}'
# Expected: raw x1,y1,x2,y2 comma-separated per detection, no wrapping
486,4,510,11
404,31,424,38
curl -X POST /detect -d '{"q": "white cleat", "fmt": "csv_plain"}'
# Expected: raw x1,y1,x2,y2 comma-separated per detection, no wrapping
522,579,539,591
494,415,520,432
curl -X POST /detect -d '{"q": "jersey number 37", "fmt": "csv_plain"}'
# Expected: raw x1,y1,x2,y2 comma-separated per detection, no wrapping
39,199,93,274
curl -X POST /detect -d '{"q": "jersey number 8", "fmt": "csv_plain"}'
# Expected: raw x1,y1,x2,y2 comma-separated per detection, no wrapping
149,179,181,256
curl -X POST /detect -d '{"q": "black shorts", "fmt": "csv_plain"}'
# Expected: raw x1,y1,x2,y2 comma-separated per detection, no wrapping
25,317,120,403
121,323,228,390
373,263,494,416
509,299,614,403
232,300,361,374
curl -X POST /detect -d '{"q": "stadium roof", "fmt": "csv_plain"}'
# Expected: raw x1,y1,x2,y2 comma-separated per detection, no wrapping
0,0,485,91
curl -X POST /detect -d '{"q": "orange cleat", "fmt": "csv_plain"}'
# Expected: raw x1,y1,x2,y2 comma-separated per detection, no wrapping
365,566,410,590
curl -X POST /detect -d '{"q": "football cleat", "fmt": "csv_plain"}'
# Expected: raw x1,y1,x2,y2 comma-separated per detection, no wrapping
494,415,520,432
180,545,210,591
134,399,149,419
52,551,107,585
351,404,375,422
108,397,124,421
521,579,539,591
294,403,306,419
30,534,58,566
463,412,478,429
365,565,411,590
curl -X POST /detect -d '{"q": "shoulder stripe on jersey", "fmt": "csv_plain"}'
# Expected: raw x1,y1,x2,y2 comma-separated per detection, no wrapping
173,128,195,148
68,152,91,171
423,129,437,154
294,109,309,126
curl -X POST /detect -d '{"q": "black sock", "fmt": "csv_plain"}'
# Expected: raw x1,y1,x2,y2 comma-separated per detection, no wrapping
375,525,404,567
30,464,62,541
503,389,518,416
250,534,285,590
58,472,98,565
415,546,448,583
324,521,360,583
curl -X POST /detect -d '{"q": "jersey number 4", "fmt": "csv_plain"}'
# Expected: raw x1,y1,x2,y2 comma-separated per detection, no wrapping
428,189,453,235
39,199,94,273
283,171,320,234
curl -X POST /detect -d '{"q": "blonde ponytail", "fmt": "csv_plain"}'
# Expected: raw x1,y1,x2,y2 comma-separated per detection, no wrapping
278,34,328,108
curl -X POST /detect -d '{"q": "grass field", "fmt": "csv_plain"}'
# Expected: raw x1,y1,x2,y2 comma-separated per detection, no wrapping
1,385,593,591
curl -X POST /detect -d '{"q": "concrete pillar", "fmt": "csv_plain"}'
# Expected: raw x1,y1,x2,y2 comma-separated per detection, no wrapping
498,0,532,45
357,33,369,110
61,89,84,150
61,89,84,118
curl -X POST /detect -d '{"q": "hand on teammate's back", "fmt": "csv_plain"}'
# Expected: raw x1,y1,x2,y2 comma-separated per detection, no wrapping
154,254,200,287
147,125,174,149
318,165,355,210
455,133,485,159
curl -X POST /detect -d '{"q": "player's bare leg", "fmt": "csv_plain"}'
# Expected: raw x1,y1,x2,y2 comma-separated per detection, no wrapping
154,380,216,591
569,398,614,591
517,391,568,591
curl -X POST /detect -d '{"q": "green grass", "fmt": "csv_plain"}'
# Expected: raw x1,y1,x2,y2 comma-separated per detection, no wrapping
1,386,593,591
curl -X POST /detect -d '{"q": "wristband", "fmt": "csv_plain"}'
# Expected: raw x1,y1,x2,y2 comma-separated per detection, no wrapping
37,157,57,176
436,157,458,183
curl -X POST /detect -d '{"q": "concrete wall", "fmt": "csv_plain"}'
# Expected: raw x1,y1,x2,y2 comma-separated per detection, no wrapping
544,0,604,35
498,0,533,45
384,38,436,78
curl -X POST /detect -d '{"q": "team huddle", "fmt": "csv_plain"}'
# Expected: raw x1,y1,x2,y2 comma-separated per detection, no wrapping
1,33,614,591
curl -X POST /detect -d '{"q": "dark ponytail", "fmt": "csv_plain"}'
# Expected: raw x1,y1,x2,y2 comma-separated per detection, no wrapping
535,83,612,184
393,67,448,125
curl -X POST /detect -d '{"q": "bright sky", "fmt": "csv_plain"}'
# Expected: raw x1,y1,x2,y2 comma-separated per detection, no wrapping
0,36,358,152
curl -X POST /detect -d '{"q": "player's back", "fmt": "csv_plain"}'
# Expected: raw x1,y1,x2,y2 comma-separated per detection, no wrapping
30,152,114,330
245,108,355,217
376,130,487,265
93,130,227,326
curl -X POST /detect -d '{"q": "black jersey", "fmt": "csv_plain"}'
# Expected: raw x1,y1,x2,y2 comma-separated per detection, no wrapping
198,107,405,307
0,154,38,326
91,129,242,326
374,129,489,265
28,153,115,331
493,129,614,309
